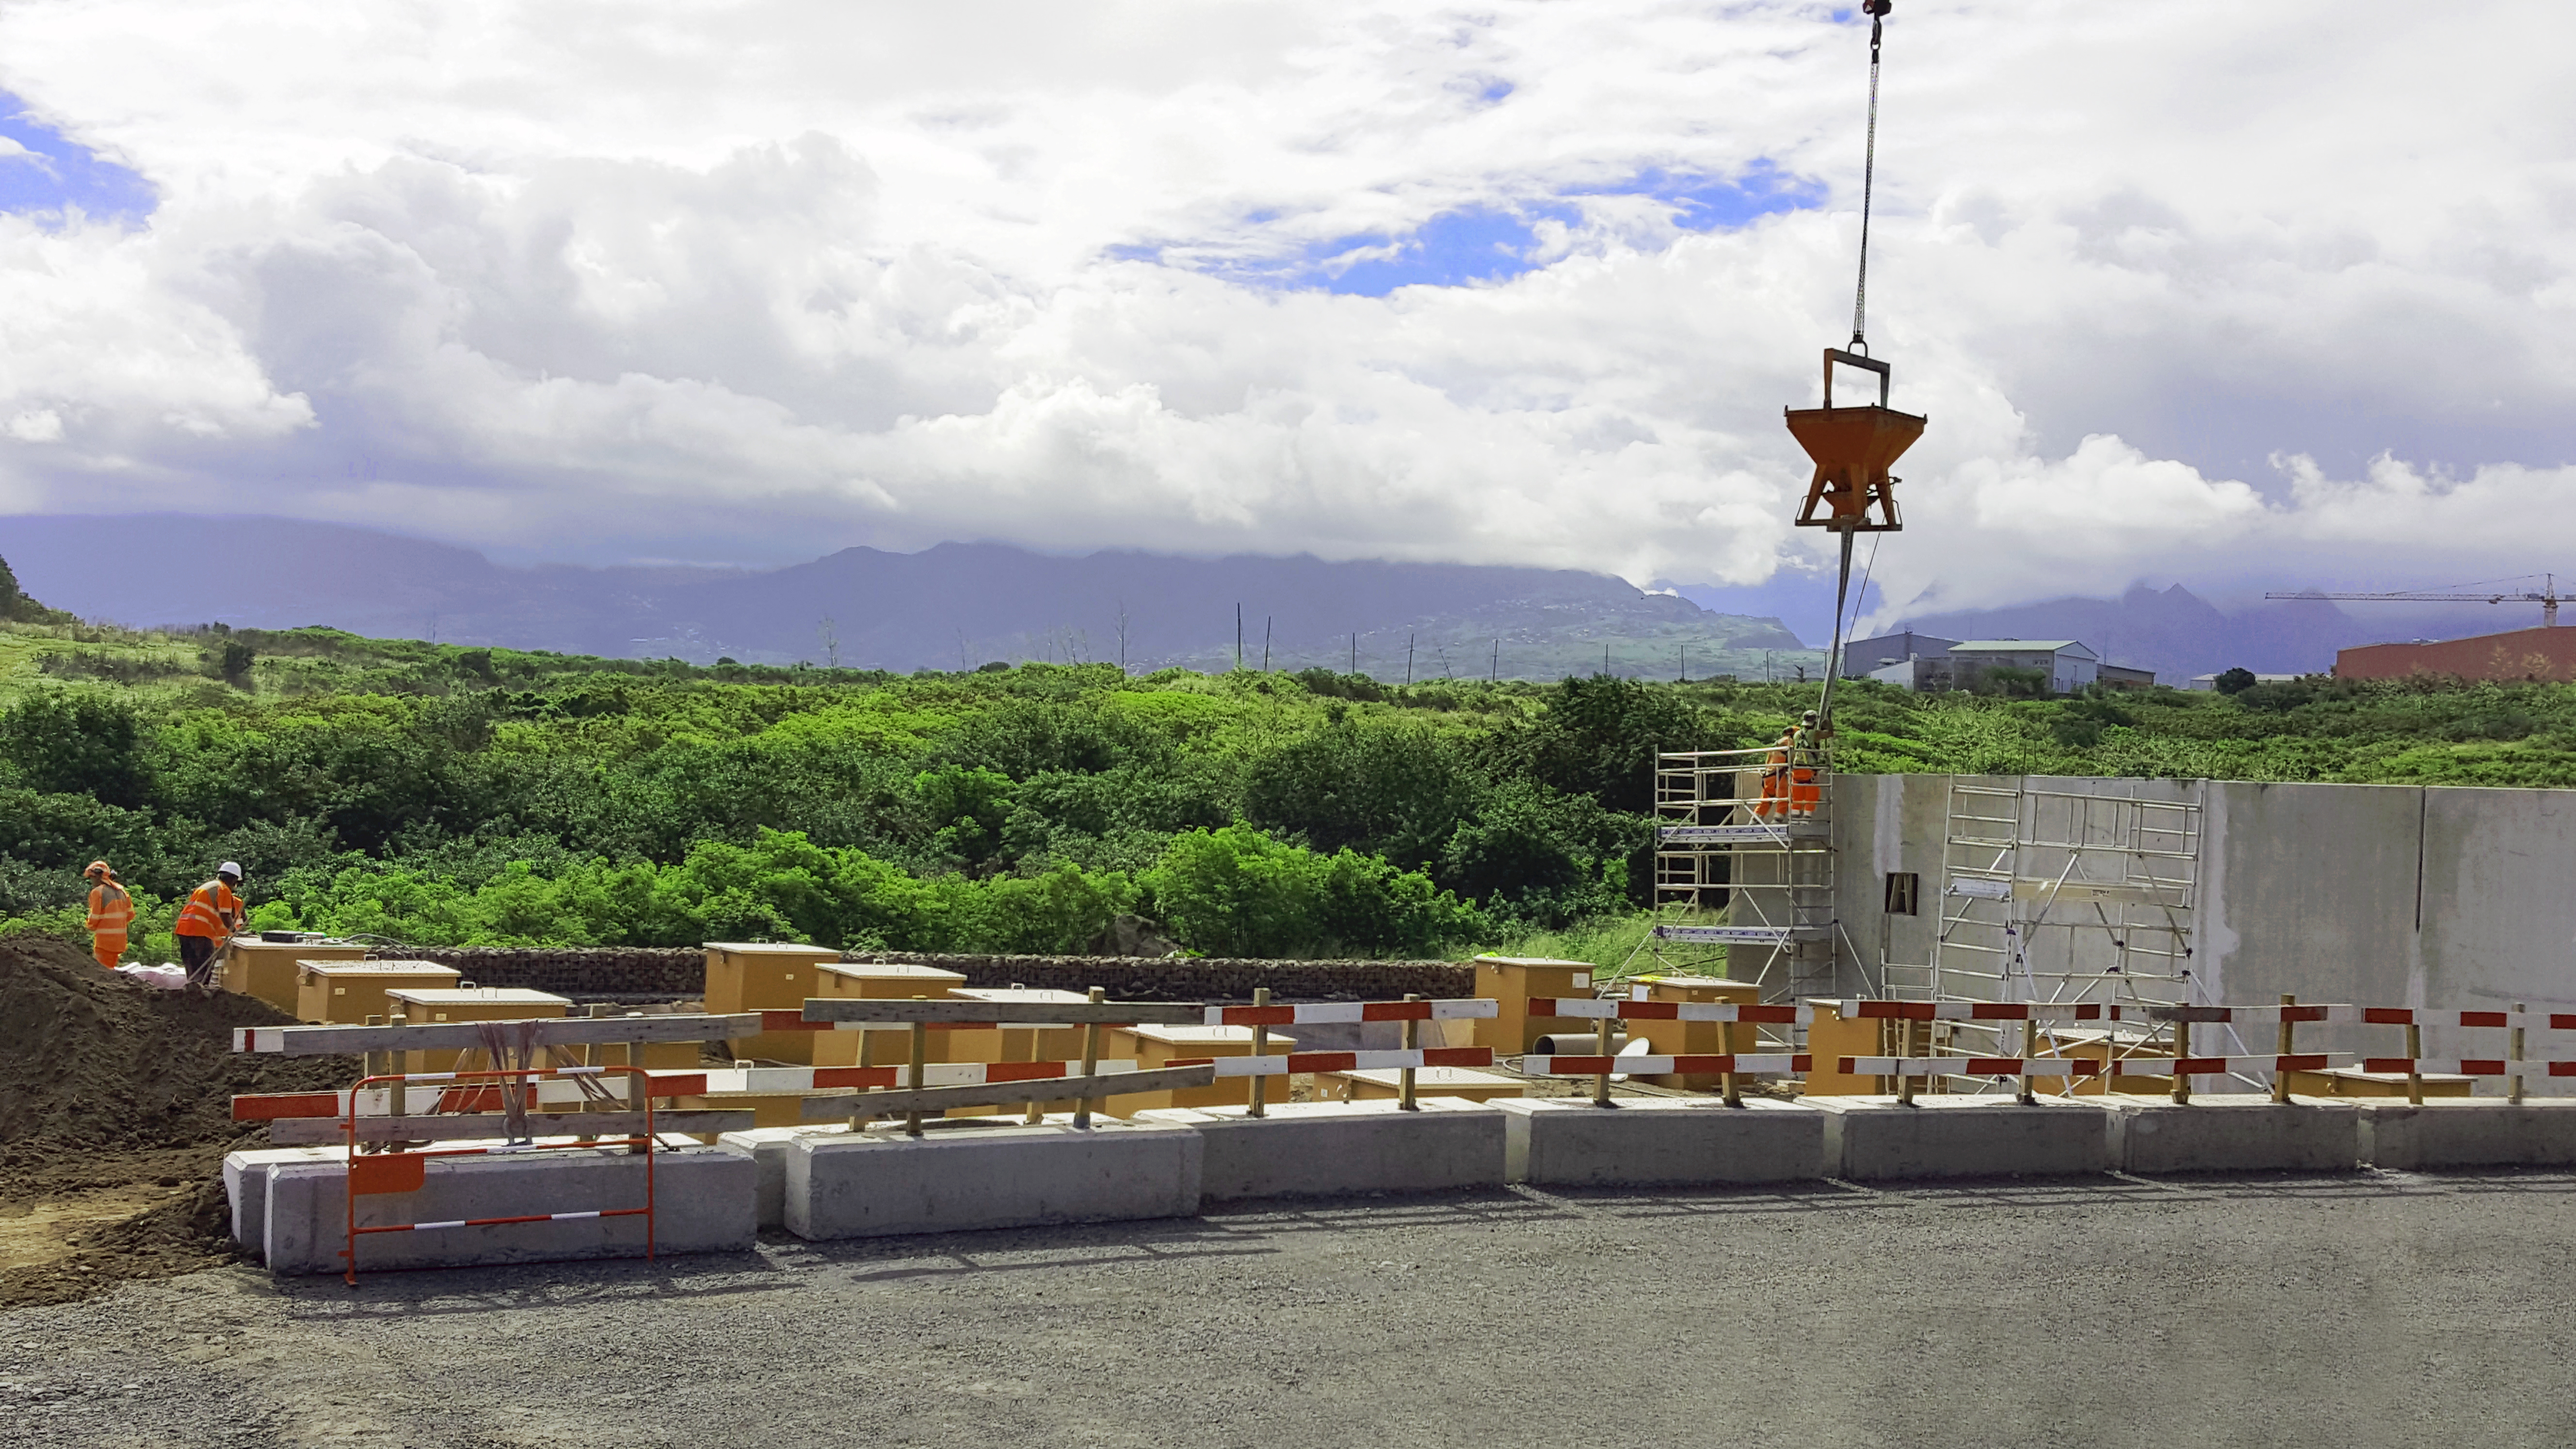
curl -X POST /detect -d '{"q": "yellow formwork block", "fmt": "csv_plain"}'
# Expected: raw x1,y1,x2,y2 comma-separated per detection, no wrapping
2285,1067,2476,1099
384,987,570,1074
1802,999,1894,1096
809,963,974,1069
702,942,844,1064
1630,974,1760,1090
1111,1025,1295,1116
224,937,371,1014
1473,956,1594,1056
294,959,461,1024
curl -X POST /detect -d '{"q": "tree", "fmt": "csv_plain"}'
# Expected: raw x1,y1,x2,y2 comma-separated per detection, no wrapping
2214,666,2258,696
0,691,151,808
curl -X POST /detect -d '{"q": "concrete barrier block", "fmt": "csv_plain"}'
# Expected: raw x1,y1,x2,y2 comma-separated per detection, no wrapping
785,1120,1202,1240
1494,1096,1825,1187
718,1126,853,1228
1806,1095,2110,1181
263,1145,755,1276
2359,1100,2576,1170
222,1146,344,1258
1134,1098,1504,1202
2097,1093,2359,1174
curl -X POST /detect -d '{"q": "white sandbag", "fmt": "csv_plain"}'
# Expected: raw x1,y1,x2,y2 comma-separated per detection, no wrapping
117,962,189,990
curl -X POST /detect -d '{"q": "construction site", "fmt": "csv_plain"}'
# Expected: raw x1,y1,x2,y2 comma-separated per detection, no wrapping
6,8,2574,1447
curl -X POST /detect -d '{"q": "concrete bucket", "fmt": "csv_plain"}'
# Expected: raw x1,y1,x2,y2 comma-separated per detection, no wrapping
1784,348,1926,533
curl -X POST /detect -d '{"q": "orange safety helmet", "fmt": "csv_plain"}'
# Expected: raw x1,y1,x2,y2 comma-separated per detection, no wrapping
85,859,115,881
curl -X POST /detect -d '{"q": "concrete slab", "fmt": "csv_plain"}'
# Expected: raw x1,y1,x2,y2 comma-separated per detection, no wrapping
1805,1095,2111,1181
717,1125,853,1228
1494,1096,1825,1187
222,1146,344,1258
2359,1100,2576,1170
2094,1094,2359,1174
785,1119,1202,1240
1134,1098,1504,1202
263,1145,755,1276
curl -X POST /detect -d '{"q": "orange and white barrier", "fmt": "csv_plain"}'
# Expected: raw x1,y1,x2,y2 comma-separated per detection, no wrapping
1524,1053,1810,1077
235,1070,708,1121
1171,1047,1495,1077
1527,998,1808,1024
1838,1053,2345,1079
2361,1059,2576,1077
1203,999,1497,1027
704,1061,1137,1092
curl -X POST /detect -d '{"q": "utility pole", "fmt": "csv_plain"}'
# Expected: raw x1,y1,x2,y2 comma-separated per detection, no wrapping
1679,644,1687,682
1116,598,1129,674
1603,644,1610,676
1262,616,1272,671
1490,639,1498,682
1235,604,1243,672
1350,633,1357,675
1406,633,1415,685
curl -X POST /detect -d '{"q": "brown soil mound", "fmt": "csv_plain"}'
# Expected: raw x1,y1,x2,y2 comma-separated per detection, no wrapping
0,934,354,1311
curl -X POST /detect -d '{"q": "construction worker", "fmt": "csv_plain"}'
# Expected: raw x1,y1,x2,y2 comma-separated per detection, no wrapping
174,861,245,991
83,860,133,969
1789,709,1825,819
1756,722,1795,820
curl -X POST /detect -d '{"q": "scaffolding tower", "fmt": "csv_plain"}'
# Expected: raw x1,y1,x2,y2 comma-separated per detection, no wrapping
1886,776,2216,1080
1647,745,1836,1001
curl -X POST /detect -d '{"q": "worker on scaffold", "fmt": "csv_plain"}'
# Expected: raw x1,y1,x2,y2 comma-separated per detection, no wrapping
1756,711,1819,820
1788,709,1824,819
83,860,133,969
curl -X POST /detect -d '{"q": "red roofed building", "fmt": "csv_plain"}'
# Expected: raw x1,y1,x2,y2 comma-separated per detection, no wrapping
2335,627,2576,682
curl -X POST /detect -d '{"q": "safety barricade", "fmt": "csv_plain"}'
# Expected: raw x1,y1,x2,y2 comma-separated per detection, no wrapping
1202,998,1497,1027
338,1065,664,1287
795,993,1218,1132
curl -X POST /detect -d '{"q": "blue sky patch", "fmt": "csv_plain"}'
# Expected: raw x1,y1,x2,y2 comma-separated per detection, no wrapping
1113,160,1823,297
0,91,156,224
1579,160,1826,231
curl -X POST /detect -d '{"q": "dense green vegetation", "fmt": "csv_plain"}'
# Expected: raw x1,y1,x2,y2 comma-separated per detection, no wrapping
2,613,2572,963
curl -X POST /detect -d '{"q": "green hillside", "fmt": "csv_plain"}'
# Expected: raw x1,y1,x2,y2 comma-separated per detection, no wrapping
2,610,2569,966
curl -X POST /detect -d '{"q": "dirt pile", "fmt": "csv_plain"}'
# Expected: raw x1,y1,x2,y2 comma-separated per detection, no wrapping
0,934,354,1311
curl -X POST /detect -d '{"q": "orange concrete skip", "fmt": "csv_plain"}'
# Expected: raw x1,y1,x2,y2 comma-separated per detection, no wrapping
349,1153,427,1196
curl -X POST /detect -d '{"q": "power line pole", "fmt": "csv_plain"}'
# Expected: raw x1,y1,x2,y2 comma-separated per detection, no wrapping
1350,633,1356,675
1406,633,1414,685
1262,616,1271,672
1490,639,1498,682
1234,604,1242,672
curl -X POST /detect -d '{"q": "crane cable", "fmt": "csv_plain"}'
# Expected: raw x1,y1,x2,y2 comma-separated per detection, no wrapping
1817,0,1893,736
1850,0,1888,353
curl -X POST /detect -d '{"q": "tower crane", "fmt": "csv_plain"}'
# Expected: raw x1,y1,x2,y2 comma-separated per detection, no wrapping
2263,575,2562,629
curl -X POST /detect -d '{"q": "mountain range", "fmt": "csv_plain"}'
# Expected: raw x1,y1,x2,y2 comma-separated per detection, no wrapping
0,515,1815,681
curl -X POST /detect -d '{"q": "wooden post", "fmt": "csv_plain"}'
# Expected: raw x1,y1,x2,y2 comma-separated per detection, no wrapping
386,1014,408,1140
1720,1016,1741,1108
628,1014,651,1154
1248,987,1270,1118
2512,1003,2528,1106
2018,1015,2038,1105
1896,1018,1916,1106
1400,993,1420,1111
1592,1009,1613,1108
1074,986,1104,1128
363,1015,386,1153
2273,994,2295,1104
906,997,930,1137
2171,1020,2191,1105
2406,1022,2424,1107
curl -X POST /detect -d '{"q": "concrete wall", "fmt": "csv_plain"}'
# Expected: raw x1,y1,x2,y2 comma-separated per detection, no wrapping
1829,773,2576,1066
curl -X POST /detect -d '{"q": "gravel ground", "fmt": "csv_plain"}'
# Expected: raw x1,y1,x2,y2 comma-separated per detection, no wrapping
6,1168,2576,1448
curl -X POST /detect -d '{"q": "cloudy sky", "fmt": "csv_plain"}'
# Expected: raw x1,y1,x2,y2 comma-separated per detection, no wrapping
0,0,2566,624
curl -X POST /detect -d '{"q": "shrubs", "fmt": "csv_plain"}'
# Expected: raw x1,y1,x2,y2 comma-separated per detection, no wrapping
1140,825,1484,959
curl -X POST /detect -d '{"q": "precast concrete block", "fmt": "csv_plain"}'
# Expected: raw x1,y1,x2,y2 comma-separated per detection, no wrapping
2359,1100,2576,1170
2096,1093,2359,1174
1134,1098,1504,1202
262,1145,755,1276
223,1146,343,1258
1805,1095,2111,1181
717,1126,853,1228
785,1120,1202,1240
1495,1096,1825,1187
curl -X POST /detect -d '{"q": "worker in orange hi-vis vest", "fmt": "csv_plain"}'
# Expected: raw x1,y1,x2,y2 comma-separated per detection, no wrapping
173,861,245,991
1755,725,1794,820
83,860,134,969
1788,710,1824,819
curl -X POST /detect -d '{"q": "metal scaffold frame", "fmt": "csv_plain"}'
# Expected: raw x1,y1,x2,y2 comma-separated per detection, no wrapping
1890,776,2246,1087
1644,745,1837,1001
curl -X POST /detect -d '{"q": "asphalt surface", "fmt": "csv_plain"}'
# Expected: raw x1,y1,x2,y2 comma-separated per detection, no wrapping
6,1168,2576,1448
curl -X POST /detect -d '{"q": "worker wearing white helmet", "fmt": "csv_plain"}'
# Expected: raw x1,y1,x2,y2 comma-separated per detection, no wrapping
174,861,246,992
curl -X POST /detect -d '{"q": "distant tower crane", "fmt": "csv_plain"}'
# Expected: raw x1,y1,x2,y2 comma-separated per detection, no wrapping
2264,574,2563,629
